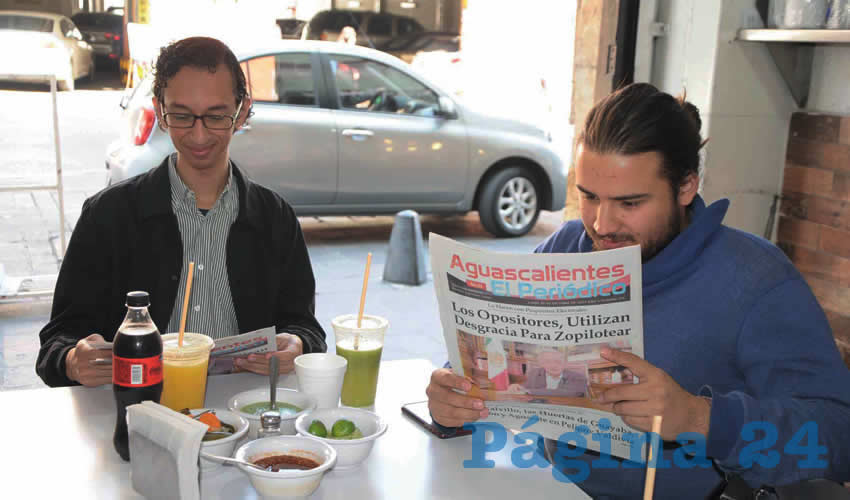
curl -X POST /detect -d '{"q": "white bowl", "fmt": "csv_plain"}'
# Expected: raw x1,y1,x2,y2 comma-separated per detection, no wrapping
189,409,249,473
228,388,316,438
234,436,336,498
294,407,388,470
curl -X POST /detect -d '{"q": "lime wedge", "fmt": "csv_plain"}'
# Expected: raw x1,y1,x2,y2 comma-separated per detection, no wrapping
331,419,356,438
308,420,328,438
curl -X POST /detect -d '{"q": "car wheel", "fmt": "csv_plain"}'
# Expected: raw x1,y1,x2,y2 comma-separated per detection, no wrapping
88,57,96,82
478,167,541,237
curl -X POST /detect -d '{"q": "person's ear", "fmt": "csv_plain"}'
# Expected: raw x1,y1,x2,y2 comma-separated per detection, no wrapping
677,172,699,207
235,96,253,130
152,97,167,131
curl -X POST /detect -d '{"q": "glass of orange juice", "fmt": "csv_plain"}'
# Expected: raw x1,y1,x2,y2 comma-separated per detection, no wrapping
160,333,214,411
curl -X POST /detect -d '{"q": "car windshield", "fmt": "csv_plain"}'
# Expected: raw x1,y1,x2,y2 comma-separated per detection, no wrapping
71,13,121,30
0,15,53,32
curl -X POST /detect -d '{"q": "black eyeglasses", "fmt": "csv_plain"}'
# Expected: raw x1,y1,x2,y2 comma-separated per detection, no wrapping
160,100,243,130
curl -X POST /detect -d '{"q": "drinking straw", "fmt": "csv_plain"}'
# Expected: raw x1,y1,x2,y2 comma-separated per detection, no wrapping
643,415,663,500
355,252,372,349
178,261,195,348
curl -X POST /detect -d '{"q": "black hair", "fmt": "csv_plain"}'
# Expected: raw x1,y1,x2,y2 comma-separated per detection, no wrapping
152,36,248,109
578,82,707,194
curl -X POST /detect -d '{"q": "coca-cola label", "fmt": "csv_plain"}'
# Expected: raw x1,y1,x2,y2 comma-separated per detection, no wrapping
113,354,163,387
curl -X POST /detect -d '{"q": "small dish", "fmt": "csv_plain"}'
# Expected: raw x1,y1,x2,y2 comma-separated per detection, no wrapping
187,408,249,473
228,388,316,438
294,406,387,470
234,435,336,498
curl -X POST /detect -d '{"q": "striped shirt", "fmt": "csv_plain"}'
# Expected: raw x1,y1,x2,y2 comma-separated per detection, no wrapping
166,154,240,340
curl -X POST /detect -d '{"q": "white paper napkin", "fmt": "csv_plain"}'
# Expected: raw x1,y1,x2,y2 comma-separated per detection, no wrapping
127,401,208,500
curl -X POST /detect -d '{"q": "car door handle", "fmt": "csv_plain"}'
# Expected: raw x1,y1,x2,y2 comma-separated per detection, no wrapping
342,128,374,138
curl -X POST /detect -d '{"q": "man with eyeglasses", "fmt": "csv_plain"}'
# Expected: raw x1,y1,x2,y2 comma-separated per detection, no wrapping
37,36,327,388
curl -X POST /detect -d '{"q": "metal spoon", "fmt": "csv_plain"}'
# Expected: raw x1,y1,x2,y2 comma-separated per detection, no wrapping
269,356,279,411
200,451,269,471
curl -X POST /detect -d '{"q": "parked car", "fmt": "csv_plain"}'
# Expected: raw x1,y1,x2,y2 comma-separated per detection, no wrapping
276,18,307,39
105,41,565,237
302,9,424,48
71,12,123,61
0,10,94,91
378,31,459,63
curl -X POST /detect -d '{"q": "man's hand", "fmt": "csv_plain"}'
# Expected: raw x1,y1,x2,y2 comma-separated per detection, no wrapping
234,333,303,375
65,334,113,387
598,348,710,441
426,368,488,428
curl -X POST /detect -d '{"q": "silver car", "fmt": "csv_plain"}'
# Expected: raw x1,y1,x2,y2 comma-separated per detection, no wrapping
106,41,566,237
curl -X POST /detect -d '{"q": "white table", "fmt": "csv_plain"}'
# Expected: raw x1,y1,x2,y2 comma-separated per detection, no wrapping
0,359,590,499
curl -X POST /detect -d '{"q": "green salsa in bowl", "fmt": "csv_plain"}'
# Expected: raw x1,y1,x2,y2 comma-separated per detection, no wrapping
228,388,317,438
239,401,303,417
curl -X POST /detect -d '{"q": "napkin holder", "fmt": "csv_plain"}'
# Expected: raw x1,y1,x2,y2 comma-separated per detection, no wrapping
127,401,208,500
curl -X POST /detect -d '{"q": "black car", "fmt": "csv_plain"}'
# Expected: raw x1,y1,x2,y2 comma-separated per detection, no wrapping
71,12,122,61
378,31,459,63
302,9,424,48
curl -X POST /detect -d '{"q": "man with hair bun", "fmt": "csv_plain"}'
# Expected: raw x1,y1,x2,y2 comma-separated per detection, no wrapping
37,36,327,388
426,83,850,497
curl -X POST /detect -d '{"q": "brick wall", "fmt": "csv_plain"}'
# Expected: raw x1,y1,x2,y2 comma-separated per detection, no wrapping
778,113,850,368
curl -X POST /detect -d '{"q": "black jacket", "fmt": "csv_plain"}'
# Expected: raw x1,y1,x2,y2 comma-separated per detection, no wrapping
37,158,327,387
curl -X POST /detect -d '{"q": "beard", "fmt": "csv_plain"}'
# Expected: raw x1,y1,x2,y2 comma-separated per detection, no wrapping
638,206,683,262
588,199,685,262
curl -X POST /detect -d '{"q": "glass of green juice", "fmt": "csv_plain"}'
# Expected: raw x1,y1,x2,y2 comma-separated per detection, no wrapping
332,314,389,407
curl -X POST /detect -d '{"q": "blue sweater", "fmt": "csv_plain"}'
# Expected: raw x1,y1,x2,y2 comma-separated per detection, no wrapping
535,196,850,499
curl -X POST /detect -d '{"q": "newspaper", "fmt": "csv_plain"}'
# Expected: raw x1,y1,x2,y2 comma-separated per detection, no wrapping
207,326,277,375
430,234,645,460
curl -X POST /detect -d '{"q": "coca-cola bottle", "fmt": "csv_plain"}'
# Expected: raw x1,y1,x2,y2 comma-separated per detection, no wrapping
112,291,163,461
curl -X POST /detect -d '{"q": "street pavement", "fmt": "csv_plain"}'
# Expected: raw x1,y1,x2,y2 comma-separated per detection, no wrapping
0,73,567,391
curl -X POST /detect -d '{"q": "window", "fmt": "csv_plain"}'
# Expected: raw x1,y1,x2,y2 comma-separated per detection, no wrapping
60,19,74,37
397,18,422,35
368,14,392,37
330,55,439,117
240,53,316,106
0,15,53,32
330,11,363,31
71,13,122,30
310,10,363,35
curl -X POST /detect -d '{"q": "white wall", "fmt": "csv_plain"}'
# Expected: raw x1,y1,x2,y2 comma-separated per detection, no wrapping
147,0,283,48
703,1,796,238
650,0,719,116
460,0,576,149
808,47,850,114
642,0,796,238
296,0,333,21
